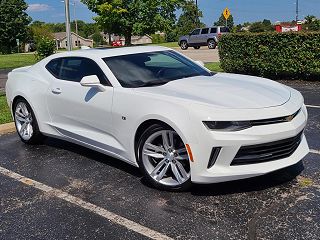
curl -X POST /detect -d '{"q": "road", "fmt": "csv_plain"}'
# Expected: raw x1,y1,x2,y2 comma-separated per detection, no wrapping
0,81,319,239
173,47,220,63
0,69,10,92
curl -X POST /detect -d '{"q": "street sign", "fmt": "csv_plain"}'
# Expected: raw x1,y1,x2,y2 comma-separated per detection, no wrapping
223,7,231,20
16,39,19,46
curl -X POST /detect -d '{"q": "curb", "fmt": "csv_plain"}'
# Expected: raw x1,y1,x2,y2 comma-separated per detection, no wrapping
0,122,15,135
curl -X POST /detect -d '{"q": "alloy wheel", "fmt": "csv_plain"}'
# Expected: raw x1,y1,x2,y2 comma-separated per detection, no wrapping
15,102,34,141
142,130,190,187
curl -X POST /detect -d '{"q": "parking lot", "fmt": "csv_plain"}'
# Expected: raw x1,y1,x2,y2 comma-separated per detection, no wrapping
0,79,319,239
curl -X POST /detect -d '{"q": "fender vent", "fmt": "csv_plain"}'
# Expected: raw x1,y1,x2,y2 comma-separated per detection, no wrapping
207,147,221,168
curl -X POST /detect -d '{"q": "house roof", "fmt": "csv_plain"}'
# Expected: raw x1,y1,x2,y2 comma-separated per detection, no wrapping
53,32,93,42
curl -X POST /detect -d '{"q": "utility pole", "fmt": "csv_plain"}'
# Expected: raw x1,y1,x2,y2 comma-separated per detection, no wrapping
64,0,72,51
195,0,198,27
72,0,79,48
296,0,299,22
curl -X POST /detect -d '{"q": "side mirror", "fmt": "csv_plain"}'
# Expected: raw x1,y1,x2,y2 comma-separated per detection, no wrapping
80,75,106,92
195,60,205,67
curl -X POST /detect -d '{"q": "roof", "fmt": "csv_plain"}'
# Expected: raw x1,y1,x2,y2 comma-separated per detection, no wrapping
53,32,93,42
53,32,67,40
46,46,170,60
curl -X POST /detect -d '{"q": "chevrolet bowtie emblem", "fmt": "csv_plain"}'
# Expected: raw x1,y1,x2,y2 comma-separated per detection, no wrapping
286,114,294,121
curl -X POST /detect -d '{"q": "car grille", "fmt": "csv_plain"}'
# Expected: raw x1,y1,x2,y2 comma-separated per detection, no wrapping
231,131,303,165
250,108,301,126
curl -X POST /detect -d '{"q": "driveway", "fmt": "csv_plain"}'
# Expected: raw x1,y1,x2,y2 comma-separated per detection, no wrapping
0,81,319,239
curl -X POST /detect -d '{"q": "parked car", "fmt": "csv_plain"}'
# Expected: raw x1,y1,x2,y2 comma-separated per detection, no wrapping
6,46,309,191
178,26,230,50
112,40,123,47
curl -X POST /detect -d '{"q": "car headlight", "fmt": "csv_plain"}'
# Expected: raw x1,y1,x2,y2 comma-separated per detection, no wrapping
203,121,252,131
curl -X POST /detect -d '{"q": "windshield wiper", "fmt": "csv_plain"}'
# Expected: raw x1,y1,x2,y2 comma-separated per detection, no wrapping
137,80,171,88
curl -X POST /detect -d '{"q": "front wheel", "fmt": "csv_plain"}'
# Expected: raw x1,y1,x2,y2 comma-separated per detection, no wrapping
137,124,192,191
180,41,188,50
13,98,45,144
208,40,217,49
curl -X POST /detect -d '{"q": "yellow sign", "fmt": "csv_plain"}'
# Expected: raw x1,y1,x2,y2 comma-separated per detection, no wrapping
223,7,231,20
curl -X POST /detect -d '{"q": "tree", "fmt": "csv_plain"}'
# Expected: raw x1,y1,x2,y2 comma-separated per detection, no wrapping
248,19,274,32
81,0,182,45
92,32,104,46
305,15,316,25
304,15,320,31
0,0,31,54
214,13,234,29
176,0,205,37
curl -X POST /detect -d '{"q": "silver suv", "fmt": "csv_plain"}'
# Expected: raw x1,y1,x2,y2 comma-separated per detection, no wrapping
178,26,230,50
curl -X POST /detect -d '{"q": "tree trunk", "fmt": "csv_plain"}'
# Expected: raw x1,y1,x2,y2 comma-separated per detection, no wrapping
108,34,112,46
124,30,132,46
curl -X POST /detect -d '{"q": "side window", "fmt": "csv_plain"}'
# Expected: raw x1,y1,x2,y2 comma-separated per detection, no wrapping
220,27,230,33
201,28,209,34
210,28,217,33
46,58,62,78
46,57,111,86
190,29,200,35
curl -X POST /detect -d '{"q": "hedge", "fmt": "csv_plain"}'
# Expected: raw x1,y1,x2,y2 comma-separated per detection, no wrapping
218,32,320,80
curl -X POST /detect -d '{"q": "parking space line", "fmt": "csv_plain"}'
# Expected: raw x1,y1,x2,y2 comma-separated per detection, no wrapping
0,166,173,240
310,149,320,155
306,105,320,109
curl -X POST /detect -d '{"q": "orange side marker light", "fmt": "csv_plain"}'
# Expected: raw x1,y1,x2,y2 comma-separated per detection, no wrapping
185,144,194,162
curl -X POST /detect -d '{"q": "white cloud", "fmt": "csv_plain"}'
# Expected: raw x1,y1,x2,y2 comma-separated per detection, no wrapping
27,4,50,12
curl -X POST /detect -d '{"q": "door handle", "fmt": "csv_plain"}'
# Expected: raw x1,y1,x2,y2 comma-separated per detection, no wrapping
52,88,62,94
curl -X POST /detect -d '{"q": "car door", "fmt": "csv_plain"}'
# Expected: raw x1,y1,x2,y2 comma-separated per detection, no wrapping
188,29,201,45
45,57,119,152
199,28,209,44
209,27,218,41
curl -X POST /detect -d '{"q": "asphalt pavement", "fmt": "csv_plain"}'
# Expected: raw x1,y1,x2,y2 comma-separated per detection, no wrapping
173,47,220,63
0,81,319,239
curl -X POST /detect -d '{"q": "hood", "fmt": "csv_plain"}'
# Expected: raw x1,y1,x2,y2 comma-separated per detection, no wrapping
135,73,291,109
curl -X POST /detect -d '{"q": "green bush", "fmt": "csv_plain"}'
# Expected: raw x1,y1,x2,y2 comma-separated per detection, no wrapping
35,36,56,60
218,32,320,80
151,34,166,44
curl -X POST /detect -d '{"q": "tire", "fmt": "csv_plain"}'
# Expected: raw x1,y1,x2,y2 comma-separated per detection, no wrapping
193,46,200,49
208,39,217,49
137,124,192,191
180,40,188,50
13,98,45,144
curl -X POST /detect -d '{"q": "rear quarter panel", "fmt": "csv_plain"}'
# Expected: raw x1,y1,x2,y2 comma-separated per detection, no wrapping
6,65,52,133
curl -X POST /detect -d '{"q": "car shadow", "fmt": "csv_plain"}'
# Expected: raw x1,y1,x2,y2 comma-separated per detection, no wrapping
43,136,304,196
190,161,304,196
44,137,143,178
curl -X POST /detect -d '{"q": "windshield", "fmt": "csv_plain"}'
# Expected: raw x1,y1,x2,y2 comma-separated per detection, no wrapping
103,50,211,88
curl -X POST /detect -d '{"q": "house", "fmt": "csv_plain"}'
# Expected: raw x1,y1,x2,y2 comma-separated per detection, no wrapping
53,32,93,49
119,35,153,45
92,32,153,45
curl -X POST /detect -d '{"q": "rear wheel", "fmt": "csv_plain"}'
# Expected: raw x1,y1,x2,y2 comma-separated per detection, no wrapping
193,46,200,49
137,124,191,191
13,98,45,144
208,39,217,49
180,41,188,50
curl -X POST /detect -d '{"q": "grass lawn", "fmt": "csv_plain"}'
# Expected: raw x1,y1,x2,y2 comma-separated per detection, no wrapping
0,94,12,124
0,53,37,69
204,62,223,72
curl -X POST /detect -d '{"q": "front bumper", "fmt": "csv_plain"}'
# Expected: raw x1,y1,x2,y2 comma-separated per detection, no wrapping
189,105,309,184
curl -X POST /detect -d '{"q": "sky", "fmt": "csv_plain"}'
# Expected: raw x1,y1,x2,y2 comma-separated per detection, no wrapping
26,0,320,25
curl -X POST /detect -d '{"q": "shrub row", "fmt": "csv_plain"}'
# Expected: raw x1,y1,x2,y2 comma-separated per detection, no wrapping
218,32,320,80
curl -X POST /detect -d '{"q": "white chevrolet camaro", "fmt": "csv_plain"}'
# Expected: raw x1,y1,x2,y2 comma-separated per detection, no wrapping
6,46,309,191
